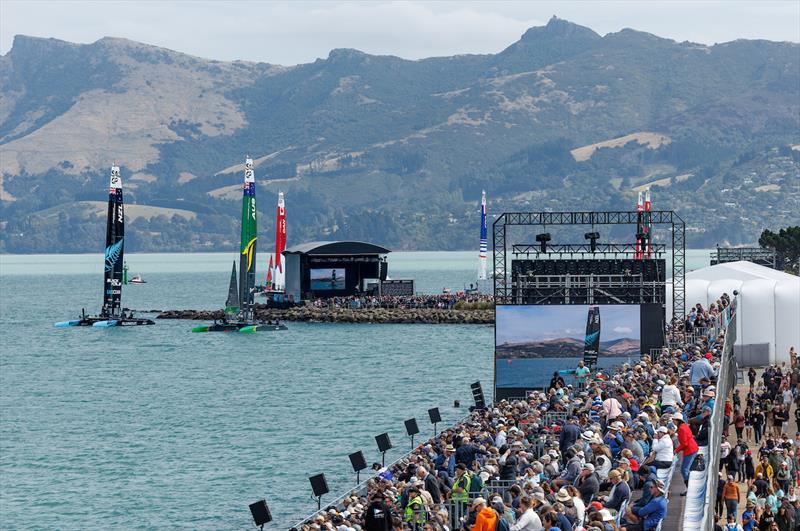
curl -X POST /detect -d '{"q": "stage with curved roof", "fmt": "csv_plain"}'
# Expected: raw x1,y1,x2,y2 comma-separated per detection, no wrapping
284,241,391,256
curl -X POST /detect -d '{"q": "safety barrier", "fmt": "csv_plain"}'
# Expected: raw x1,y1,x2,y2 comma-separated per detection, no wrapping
654,457,679,531
682,300,738,531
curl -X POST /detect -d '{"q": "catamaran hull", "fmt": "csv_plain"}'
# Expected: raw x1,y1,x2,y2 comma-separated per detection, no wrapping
191,322,288,333
54,317,155,327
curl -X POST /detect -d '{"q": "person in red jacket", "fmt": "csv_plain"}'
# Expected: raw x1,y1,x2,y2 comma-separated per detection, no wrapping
672,413,699,495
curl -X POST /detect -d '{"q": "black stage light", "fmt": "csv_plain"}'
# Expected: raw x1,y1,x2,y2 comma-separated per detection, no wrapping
535,233,551,253
249,500,272,529
470,381,486,409
428,407,441,437
405,418,420,449
349,450,367,483
309,473,329,496
375,432,392,465
309,473,328,509
584,232,600,252
349,451,367,472
375,432,393,453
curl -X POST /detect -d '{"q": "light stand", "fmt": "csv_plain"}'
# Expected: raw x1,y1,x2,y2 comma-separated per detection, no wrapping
349,450,367,484
375,433,392,466
309,473,328,510
405,418,419,450
428,407,441,437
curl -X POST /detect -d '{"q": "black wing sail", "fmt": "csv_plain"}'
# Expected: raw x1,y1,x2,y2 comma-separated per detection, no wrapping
101,166,124,318
225,260,240,315
583,306,601,367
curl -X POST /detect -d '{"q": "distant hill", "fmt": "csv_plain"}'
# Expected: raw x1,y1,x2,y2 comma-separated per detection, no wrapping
1,17,798,253
496,336,640,358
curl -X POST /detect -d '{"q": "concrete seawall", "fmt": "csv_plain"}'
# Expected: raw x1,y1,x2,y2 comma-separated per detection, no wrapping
157,306,494,324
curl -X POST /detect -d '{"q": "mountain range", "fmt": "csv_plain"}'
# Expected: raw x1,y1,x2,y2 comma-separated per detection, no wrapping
496,337,640,358
1,17,798,253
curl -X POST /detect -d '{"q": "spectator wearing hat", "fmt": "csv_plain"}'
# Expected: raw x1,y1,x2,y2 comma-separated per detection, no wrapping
470,497,496,531
603,422,625,458
364,492,394,531
741,501,757,531
631,465,656,512
622,429,645,464
621,479,667,531
575,463,600,504
671,413,699,494
603,468,631,512
403,486,426,530
434,445,456,485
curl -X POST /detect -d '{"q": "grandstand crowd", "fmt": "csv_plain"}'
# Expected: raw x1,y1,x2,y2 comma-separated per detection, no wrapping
307,294,493,310
291,294,798,531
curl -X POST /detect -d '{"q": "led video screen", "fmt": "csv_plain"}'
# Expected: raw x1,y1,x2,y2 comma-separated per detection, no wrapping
495,304,641,391
310,268,346,290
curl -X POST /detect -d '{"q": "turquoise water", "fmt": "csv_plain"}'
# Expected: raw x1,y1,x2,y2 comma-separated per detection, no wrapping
0,252,494,530
0,250,711,529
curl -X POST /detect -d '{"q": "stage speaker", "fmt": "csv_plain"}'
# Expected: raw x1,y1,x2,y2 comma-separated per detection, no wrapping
379,261,388,281
349,451,367,472
309,473,329,497
471,381,486,409
249,500,272,527
375,432,392,452
428,407,441,424
405,418,419,436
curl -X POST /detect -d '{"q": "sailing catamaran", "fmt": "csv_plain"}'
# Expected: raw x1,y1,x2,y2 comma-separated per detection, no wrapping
583,306,601,368
54,166,155,327
192,157,286,333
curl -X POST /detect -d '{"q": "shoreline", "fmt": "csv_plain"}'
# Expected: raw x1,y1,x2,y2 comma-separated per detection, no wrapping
156,306,494,324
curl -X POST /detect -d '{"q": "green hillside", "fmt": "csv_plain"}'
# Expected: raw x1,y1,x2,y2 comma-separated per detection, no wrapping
1,17,798,253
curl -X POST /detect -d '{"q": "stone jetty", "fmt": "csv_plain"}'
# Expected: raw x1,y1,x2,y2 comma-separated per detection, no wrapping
156,305,493,324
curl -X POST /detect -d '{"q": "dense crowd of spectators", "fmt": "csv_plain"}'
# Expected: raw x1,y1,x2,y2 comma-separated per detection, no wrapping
713,349,800,531
292,300,745,531
307,294,494,310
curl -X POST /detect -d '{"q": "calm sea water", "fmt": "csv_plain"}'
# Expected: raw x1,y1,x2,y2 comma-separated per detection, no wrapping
0,250,711,529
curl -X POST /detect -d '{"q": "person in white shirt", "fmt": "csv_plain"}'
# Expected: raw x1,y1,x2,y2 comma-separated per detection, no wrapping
647,426,674,469
510,495,543,531
661,376,683,410
495,424,507,449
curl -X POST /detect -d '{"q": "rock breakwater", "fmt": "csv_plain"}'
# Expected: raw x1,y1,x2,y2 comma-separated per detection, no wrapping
157,306,494,324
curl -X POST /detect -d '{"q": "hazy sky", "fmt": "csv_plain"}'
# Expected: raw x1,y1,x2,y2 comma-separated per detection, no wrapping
496,305,641,344
2,1,798,65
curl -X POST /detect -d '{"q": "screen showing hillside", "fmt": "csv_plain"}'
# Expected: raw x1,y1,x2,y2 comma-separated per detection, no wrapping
495,304,641,394
310,268,346,290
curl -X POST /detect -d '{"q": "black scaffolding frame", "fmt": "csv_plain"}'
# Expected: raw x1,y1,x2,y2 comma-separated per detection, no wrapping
492,211,685,327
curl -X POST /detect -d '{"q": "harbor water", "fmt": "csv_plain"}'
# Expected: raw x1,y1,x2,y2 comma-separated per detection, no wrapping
0,251,711,529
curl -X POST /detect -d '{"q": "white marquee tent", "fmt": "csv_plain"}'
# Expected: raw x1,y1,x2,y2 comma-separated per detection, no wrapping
667,261,800,366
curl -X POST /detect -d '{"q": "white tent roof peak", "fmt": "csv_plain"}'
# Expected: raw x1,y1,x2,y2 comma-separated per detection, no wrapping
695,260,798,283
